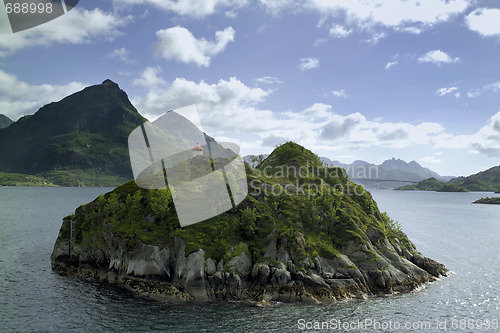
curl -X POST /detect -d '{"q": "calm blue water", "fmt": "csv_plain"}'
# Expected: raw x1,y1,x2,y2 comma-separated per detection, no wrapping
0,187,499,332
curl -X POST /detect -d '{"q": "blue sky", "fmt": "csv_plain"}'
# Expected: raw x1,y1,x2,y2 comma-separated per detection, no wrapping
0,0,499,176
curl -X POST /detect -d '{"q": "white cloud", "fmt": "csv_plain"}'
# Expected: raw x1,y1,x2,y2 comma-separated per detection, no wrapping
132,71,447,151
400,26,423,34
466,8,500,37
466,82,500,98
133,66,166,87
331,89,348,98
302,103,333,120
113,0,249,18
132,70,271,124
385,61,398,70
107,47,133,63
329,24,352,38
0,69,87,120
255,76,283,85
313,38,327,47
467,89,482,98
420,156,442,164
298,57,319,71
484,82,500,93
132,71,500,158
260,0,468,32
470,112,500,157
262,134,289,147
362,32,386,44
259,0,296,15
153,26,235,67
436,87,459,97
0,8,131,57
418,50,461,65
434,111,500,157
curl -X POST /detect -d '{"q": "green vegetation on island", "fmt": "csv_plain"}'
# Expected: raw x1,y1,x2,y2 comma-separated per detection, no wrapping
395,177,467,192
473,197,500,205
52,142,446,303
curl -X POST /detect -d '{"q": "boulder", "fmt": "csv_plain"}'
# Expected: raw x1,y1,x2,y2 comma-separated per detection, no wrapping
227,252,252,277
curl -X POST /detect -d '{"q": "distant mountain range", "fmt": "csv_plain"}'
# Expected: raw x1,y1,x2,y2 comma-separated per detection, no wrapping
0,80,146,186
321,157,453,188
244,154,452,188
0,114,13,129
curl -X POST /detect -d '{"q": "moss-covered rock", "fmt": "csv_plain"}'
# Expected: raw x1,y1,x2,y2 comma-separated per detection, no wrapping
52,143,447,303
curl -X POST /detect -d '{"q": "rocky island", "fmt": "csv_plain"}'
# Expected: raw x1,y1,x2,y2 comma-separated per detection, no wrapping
52,142,447,303
473,197,500,205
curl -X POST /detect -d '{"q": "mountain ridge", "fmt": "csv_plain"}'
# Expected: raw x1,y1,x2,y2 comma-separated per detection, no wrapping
0,114,13,129
0,79,147,186
396,165,500,192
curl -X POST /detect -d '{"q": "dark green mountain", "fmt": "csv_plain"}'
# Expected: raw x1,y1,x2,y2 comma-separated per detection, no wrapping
0,80,147,186
396,165,500,192
0,114,13,129
449,165,500,192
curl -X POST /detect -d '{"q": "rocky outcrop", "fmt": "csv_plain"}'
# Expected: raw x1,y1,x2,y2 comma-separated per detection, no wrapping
51,141,449,303
51,227,446,304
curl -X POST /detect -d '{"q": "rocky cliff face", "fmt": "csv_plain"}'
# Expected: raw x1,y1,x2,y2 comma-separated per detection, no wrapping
51,212,446,304
51,142,447,303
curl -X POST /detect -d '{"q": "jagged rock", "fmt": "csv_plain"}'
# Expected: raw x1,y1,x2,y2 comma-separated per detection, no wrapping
275,262,286,271
227,252,251,277
303,273,329,289
402,248,413,260
270,267,291,286
205,258,216,276
126,241,170,279
316,256,336,277
179,249,208,300
411,254,447,278
217,258,224,272
250,263,270,287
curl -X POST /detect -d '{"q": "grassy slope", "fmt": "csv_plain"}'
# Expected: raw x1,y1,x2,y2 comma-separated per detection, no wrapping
57,142,414,267
449,165,500,192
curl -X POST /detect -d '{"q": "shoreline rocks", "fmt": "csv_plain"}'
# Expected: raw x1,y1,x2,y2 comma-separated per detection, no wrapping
51,232,447,304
